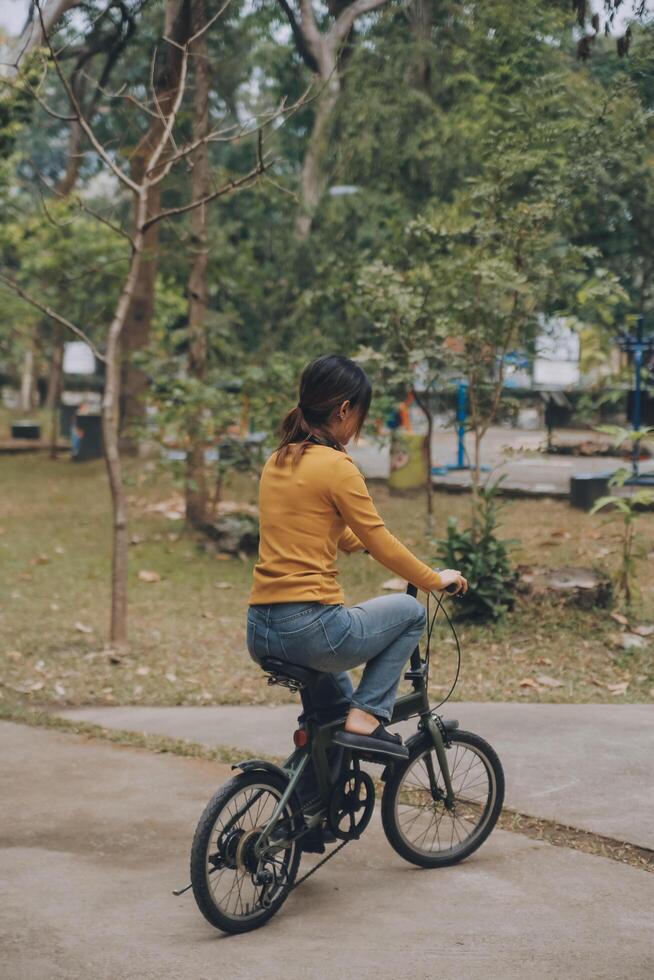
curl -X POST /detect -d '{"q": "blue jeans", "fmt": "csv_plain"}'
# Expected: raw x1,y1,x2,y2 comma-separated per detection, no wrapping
247,594,426,723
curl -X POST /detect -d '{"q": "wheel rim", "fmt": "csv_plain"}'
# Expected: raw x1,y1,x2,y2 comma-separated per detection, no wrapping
394,740,496,860
204,783,296,922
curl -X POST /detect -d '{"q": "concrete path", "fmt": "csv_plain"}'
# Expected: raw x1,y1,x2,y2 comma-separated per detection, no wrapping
1,721,652,980
350,426,654,496
59,702,654,850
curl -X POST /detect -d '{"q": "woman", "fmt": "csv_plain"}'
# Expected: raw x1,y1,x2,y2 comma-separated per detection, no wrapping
247,354,467,759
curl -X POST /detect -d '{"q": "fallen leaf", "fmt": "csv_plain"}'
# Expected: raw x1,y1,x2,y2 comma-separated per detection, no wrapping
630,624,654,637
136,666,150,676
202,610,215,619
5,650,22,660
165,672,177,683
615,633,648,651
610,611,629,627
606,681,629,696
518,677,540,689
29,554,50,566
74,622,93,634
133,684,143,696
54,545,65,555
536,657,553,666
382,577,407,591
50,602,60,612
138,569,161,583
535,674,564,688
550,529,571,540
30,681,44,692
215,553,231,561
54,683,66,697
215,582,232,590
19,572,33,581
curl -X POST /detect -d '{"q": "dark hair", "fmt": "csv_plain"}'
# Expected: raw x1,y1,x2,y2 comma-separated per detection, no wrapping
276,354,372,464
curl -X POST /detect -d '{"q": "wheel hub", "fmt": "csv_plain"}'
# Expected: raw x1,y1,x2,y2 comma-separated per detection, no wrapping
236,827,264,874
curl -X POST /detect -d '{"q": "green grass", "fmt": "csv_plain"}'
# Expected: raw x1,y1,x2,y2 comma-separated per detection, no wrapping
1,453,653,709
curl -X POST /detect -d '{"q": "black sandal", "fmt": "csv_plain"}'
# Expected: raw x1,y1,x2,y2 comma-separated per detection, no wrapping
332,724,409,760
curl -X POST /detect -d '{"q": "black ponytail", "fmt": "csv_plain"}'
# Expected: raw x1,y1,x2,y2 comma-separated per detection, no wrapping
276,354,372,465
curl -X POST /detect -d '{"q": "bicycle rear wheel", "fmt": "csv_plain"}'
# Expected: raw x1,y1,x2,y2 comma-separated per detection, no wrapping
381,729,504,868
190,770,302,934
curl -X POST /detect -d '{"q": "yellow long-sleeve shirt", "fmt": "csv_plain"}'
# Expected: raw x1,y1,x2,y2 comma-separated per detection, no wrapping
248,444,442,605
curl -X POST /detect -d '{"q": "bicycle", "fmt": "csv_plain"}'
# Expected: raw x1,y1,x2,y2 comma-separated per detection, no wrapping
181,583,505,934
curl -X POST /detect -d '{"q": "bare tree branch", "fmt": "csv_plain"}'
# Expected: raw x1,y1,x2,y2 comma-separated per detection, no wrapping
0,272,107,362
34,0,140,193
329,0,389,45
144,143,272,230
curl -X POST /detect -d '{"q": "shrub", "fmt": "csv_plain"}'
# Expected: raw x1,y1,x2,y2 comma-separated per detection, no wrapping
435,482,518,621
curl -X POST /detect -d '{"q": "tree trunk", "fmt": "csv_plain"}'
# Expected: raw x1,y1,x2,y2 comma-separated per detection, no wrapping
185,0,211,529
56,120,83,197
45,324,65,456
119,0,191,451
412,386,434,531
405,0,434,95
19,343,35,412
295,63,340,239
103,195,147,648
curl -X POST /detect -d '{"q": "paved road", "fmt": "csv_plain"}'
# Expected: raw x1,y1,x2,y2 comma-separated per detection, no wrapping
60,702,654,849
1,722,652,980
350,426,654,495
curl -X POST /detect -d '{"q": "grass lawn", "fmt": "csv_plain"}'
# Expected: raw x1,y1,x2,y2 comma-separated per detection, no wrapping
1,453,653,710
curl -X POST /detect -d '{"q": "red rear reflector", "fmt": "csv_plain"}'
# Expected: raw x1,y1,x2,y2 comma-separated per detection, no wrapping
293,728,308,747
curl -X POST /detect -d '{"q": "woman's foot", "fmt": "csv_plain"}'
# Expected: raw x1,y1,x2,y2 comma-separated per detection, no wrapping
335,707,409,760
344,707,380,735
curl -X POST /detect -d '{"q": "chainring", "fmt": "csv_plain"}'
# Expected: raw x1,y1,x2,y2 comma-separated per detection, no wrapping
327,768,375,841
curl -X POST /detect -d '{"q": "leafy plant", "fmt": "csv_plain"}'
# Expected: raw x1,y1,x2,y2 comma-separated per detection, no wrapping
590,427,654,608
435,481,518,621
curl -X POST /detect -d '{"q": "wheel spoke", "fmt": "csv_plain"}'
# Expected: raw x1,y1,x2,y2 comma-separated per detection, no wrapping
392,739,497,859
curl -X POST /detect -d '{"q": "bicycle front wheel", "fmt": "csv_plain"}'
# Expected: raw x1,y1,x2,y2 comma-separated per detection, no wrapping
381,729,504,868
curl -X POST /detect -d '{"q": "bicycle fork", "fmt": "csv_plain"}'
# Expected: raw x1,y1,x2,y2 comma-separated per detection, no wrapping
421,713,456,809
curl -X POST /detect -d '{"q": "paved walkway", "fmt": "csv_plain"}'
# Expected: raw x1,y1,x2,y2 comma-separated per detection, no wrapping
1,722,652,980
59,701,654,850
350,426,654,496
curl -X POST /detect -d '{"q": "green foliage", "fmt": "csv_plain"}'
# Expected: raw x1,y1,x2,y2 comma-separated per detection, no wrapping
590,427,654,608
435,482,518,621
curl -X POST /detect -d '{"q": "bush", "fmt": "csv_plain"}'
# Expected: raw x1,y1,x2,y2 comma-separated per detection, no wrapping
435,482,518,621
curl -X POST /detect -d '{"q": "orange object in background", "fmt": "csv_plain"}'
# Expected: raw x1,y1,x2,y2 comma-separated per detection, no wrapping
398,391,414,431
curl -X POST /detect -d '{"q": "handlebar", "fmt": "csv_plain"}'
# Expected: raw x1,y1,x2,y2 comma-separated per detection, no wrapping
406,576,461,671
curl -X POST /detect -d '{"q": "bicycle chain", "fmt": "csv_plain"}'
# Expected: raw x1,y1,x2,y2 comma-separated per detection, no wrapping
288,838,350,892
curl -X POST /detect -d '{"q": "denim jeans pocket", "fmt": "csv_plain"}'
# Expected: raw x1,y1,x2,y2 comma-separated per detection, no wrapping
277,617,331,663
320,606,351,655
246,618,268,661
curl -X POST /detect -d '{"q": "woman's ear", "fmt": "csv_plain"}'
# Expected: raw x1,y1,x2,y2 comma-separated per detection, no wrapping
339,399,351,419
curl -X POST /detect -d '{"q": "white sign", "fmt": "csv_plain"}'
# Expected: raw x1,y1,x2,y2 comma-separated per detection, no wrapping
63,342,96,375
533,318,580,387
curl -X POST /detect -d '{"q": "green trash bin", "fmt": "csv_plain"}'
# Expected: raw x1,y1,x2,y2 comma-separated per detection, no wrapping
388,432,428,490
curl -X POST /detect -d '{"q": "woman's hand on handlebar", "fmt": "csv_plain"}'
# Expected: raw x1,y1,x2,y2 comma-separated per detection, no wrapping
435,568,468,596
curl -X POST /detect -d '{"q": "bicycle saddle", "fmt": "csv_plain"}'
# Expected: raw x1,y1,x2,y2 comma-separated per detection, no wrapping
259,657,320,687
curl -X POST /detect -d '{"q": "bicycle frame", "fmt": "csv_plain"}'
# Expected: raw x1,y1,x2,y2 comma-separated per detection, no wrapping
254,646,456,859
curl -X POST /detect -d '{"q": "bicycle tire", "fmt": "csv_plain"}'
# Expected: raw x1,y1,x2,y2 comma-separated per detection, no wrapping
381,729,504,868
190,770,302,934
